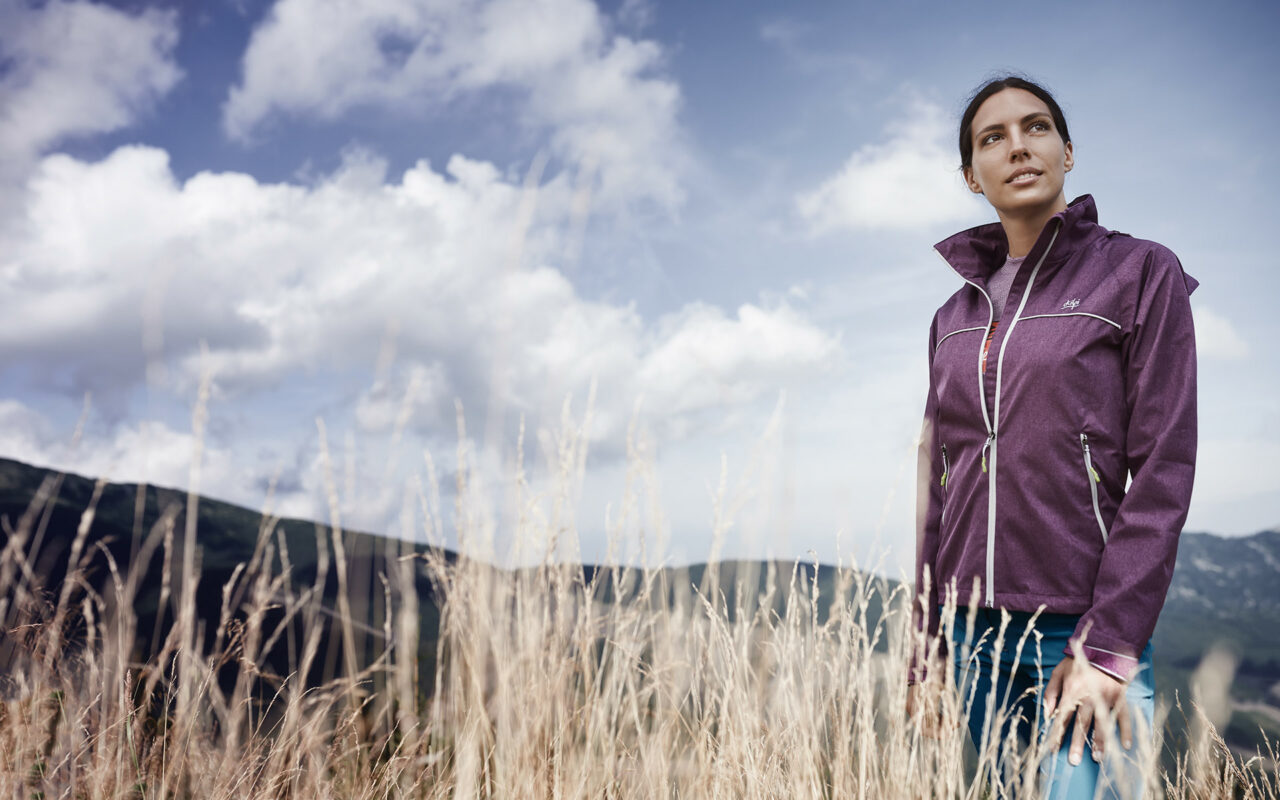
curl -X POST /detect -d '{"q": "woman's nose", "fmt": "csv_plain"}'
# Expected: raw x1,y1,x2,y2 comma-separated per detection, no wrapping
1007,131,1029,159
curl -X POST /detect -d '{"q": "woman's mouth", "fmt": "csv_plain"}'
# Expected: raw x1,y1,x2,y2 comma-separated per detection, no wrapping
1007,170,1042,185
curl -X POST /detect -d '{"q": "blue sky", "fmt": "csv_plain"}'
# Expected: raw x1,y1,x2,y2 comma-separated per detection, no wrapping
1,0,1276,576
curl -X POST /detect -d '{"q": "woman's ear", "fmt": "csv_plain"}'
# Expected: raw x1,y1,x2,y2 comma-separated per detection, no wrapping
963,166,984,195
1063,141,1074,173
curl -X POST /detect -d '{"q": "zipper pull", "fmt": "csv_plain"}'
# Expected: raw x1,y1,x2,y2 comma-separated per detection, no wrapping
940,443,948,487
1080,433,1100,482
981,432,994,473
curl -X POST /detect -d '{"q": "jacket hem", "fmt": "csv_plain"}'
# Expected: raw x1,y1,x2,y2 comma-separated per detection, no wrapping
956,591,1094,616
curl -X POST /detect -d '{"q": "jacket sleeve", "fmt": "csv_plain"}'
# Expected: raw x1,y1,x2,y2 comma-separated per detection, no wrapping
910,313,947,684
1067,245,1198,681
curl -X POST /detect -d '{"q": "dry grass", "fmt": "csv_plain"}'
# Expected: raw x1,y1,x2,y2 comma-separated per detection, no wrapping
1,411,1277,799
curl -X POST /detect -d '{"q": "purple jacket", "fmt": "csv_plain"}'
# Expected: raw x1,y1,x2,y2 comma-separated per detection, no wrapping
912,195,1198,683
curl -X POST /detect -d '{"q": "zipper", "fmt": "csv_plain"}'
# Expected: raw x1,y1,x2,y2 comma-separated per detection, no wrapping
939,443,951,524
940,443,950,491
983,221,1063,607
933,248,996,606
1079,433,1109,544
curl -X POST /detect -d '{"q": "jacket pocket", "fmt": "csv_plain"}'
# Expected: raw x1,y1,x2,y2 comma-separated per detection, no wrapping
1078,433,1109,544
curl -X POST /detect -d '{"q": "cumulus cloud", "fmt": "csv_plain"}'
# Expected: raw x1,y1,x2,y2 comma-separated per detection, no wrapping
1193,305,1249,360
0,400,56,458
0,0,181,177
0,398,255,510
0,144,838,467
796,100,984,233
0,394,415,536
639,303,837,417
223,0,683,209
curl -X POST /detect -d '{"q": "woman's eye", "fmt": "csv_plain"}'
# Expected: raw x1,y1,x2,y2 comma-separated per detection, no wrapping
981,133,1001,145
1030,121,1050,132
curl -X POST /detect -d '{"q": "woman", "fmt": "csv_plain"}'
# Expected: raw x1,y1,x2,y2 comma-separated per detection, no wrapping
905,76,1197,798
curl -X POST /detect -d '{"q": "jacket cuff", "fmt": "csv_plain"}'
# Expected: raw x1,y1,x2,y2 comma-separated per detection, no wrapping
1062,643,1140,682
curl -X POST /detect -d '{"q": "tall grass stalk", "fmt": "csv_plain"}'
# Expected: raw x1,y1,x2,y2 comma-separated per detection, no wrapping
1,407,1276,798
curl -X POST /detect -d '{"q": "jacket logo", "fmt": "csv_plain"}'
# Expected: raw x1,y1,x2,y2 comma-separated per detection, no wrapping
1062,298,1081,310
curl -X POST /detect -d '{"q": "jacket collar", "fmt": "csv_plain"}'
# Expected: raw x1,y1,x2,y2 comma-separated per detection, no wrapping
934,194,1104,286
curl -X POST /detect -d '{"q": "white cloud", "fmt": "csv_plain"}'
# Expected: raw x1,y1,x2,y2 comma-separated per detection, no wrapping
1184,433,1280,535
0,395,423,537
638,302,838,419
0,1,181,172
0,400,55,458
796,100,984,233
354,362,449,435
1193,305,1249,360
1,144,837,468
1192,437,1277,507
223,0,683,209
0,398,253,510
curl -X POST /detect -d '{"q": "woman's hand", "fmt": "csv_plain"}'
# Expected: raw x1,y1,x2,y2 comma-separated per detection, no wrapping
1042,656,1132,765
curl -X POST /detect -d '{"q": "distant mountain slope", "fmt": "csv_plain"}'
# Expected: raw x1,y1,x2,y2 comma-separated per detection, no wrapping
0,456,450,693
1153,529,1280,755
1160,529,1280,666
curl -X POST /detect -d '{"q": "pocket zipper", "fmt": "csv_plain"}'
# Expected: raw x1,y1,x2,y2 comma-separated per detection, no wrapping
1079,433,1109,544
940,443,951,523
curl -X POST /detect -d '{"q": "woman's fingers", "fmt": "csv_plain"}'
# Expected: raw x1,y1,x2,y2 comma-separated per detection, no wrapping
1091,699,1109,762
1118,699,1133,750
1049,694,1075,751
1093,693,1133,762
1070,700,1093,766
1043,658,1068,718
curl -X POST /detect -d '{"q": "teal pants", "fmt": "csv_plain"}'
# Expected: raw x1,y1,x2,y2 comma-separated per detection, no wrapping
946,606,1156,799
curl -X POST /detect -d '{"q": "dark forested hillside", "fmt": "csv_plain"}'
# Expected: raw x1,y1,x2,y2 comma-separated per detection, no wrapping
0,456,450,696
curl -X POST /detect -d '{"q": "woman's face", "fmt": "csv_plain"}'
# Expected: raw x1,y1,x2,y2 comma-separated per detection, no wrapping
963,88,1074,220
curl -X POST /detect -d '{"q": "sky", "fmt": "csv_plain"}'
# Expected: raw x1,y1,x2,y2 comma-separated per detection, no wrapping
1,0,1277,578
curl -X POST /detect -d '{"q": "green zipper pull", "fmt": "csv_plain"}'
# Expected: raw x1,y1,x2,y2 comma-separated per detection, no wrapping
1081,433,1100,482
940,444,949,487
981,433,994,473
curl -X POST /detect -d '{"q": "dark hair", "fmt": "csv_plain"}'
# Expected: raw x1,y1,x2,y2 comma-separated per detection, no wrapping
958,75,1070,170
